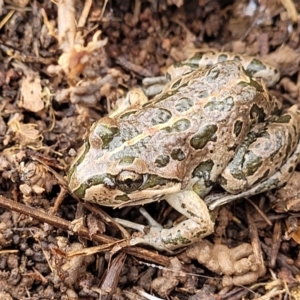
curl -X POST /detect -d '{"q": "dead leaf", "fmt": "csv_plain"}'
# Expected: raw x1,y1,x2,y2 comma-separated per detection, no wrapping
19,72,44,112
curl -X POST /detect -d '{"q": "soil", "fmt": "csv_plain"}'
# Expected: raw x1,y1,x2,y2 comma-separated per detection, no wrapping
0,0,300,299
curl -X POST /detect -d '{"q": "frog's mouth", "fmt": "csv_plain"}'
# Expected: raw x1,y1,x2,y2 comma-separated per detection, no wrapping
113,182,182,208
80,180,182,208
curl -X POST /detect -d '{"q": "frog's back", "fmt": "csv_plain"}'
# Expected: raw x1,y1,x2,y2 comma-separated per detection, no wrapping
110,61,274,182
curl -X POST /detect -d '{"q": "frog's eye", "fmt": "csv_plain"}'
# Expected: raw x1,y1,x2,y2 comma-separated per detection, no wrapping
116,171,144,193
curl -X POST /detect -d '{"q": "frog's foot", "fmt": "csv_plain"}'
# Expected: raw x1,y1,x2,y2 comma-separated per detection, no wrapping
115,207,167,251
138,207,163,228
123,191,215,251
115,206,168,250
115,207,163,232
142,76,168,97
114,217,149,233
114,224,169,251
129,218,215,251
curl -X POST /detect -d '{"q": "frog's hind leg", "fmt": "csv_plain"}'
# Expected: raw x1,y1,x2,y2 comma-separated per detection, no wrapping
206,140,300,210
206,106,300,210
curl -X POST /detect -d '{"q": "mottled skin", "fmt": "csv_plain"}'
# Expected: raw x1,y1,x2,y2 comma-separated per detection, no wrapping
68,54,300,250
166,50,280,87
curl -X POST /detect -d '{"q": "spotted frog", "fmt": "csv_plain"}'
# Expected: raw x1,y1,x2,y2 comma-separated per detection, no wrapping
68,51,300,250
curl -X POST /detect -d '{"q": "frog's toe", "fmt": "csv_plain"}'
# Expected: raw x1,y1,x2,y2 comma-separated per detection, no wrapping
138,207,163,229
130,227,168,251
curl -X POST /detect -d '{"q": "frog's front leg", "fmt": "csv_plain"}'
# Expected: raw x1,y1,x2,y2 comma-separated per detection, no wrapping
142,76,169,97
130,190,214,251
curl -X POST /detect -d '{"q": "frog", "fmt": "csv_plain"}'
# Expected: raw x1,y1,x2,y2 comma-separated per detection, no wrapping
68,51,300,251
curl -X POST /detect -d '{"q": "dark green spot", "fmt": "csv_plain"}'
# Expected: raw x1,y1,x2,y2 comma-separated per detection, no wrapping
271,98,283,116
192,160,214,181
243,151,263,176
160,126,172,133
93,123,121,150
217,54,228,62
155,155,170,168
246,59,267,75
233,56,242,62
118,156,135,166
181,51,216,69
151,108,172,125
115,194,130,202
188,51,205,65
276,114,292,124
73,174,114,198
164,236,191,246
119,110,138,120
143,101,154,107
192,160,214,193
234,120,243,137
204,96,234,112
224,131,257,180
238,75,264,92
206,66,220,81
172,119,191,132
250,104,266,122
252,169,270,185
175,97,194,112
190,124,218,149
171,148,185,161
171,78,182,89
141,174,179,190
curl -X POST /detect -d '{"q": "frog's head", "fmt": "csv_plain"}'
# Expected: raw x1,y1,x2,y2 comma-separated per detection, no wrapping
68,116,183,207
